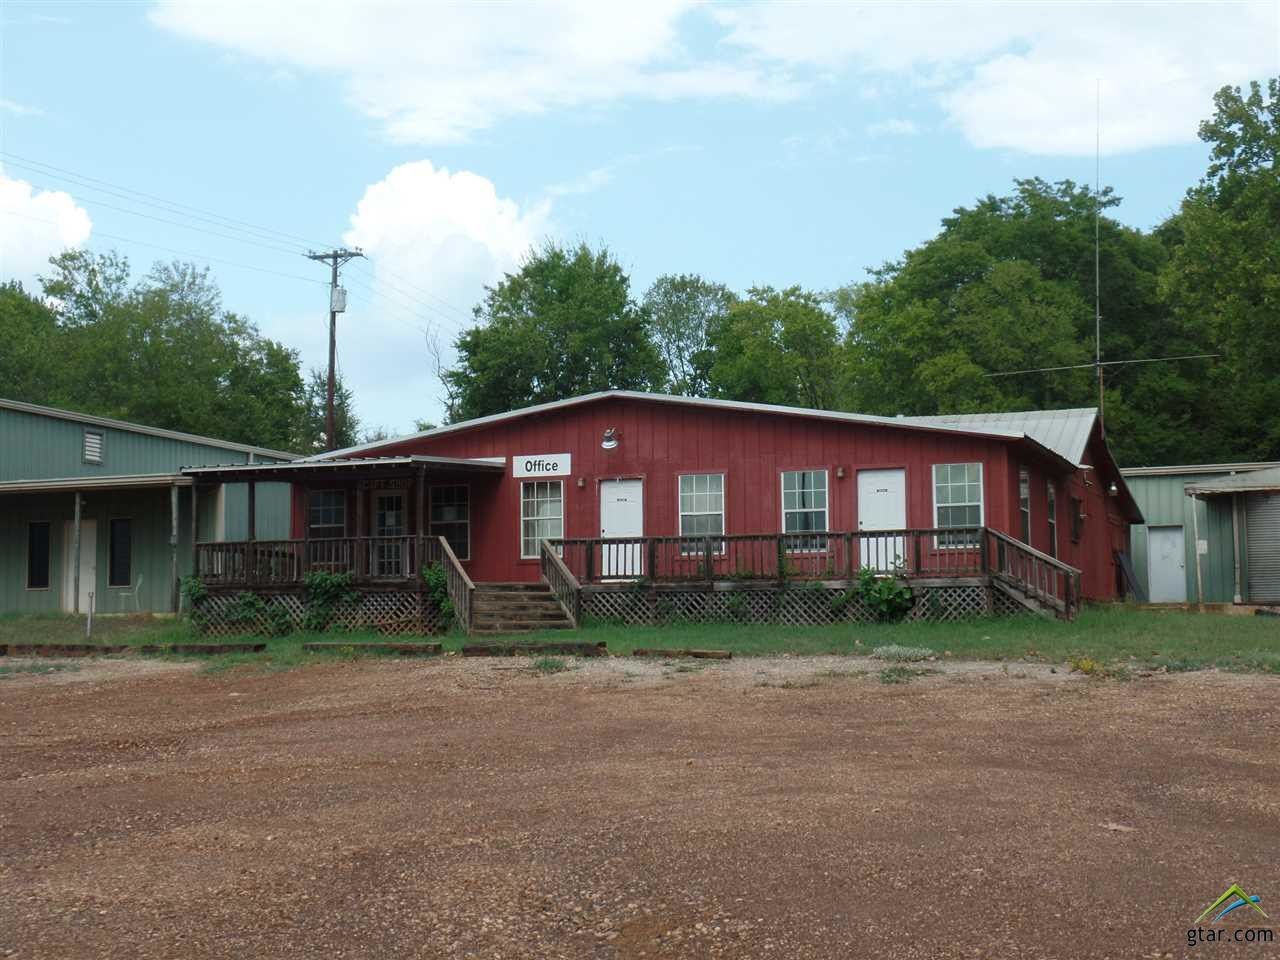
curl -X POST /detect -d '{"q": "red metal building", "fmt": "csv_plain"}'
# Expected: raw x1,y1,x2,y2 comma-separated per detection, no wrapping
285,392,1140,601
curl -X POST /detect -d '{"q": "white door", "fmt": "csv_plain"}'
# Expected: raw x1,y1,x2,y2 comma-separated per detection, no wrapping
600,479,644,577
62,519,97,613
1148,525,1187,603
857,469,907,571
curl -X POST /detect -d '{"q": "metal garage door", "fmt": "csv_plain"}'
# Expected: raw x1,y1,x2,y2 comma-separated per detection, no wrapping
1246,492,1280,603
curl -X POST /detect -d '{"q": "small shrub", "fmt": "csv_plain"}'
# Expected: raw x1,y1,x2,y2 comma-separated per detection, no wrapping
851,566,914,622
302,571,359,633
420,563,455,627
1068,655,1102,676
871,644,935,662
878,666,936,685
530,656,569,675
724,591,749,623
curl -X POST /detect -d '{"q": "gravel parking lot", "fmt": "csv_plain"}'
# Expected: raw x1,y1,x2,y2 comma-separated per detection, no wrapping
3,655,1279,959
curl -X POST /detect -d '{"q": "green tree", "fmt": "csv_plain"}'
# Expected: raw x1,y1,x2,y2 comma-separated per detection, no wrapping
298,367,361,453
0,282,63,405
642,273,735,396
707,286,841,409
1160,78,1280,462
443,241,664,420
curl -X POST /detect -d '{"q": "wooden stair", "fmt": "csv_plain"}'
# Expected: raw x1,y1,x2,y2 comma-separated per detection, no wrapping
471,583,575,635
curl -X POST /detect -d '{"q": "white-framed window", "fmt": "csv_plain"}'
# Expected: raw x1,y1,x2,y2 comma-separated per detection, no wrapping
1018,468,1031,544
1046,480,1059,558
521,480,563,559
781,469,828,551
679,473,725,553
933,463,983,547
308,489,346,538
83,429,103,464
430,484,470,560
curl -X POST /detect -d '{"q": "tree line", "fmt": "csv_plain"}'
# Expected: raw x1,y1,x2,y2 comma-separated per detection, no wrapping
1,79,1275,465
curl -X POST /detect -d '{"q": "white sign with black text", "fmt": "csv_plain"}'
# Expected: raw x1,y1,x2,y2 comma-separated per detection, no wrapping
513,453,572,478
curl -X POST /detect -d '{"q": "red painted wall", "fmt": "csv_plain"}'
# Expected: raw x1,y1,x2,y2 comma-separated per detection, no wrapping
292,396,1127,599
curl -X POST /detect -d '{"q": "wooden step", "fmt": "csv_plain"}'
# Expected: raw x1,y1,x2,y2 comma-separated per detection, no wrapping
474,608,570,622
471,620,574,635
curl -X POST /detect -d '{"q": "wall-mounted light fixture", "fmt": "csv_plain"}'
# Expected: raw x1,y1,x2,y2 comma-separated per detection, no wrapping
576,477,586,488
601,427,619,450
1108,481,1119,496
835,466,846,479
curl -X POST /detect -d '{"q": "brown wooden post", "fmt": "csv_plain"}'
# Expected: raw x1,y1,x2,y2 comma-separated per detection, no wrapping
913,531,922,575
246,479,257,586
585,539,595,585
301,482,311,575
703,536,713,583
170,482,180,612
415,464,426,577
844,532,854,578
647,536,657,580
978,528,989,575
355,483,365,578
190,482,199,574
776,535,786,583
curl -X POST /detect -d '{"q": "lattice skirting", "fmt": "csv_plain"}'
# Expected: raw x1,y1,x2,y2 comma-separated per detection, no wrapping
195,589,451,637
582,580,1005,626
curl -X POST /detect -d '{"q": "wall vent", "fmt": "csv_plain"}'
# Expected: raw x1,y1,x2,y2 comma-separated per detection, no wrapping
83,430,104,464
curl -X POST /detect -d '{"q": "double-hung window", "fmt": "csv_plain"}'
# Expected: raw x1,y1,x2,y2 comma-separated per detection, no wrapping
521,480,563,558
430,485,471,560
679,474,724,553
308,490,346,538
781,469,828,551
933,463,983,547
1018,468,1031,544
1046,481,1059,558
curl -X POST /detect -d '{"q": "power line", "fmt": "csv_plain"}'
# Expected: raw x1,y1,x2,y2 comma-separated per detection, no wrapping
3,208,328,286
983,354,1220,378
0,151,332,250
305,247,365,451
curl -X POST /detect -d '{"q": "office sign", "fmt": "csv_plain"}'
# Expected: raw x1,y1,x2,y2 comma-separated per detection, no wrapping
513,453,571,478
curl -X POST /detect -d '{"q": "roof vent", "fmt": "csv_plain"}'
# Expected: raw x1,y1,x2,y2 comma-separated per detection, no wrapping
83,430,104,464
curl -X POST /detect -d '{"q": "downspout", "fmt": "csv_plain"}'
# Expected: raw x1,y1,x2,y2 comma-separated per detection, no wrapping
1190,493,1204,611
1231,492,1243,604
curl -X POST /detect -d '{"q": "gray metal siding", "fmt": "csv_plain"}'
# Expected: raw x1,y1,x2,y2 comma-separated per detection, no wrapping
0,406,285,481
1126,473,1237,603
1245,492,1280,603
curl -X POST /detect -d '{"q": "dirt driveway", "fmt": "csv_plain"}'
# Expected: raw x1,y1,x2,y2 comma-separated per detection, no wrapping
3,656,1279,959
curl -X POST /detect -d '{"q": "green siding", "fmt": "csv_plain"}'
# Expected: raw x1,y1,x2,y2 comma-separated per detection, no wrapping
0,489,197,614
0,406,280,481
221,483,292,540
1126,474,1240,603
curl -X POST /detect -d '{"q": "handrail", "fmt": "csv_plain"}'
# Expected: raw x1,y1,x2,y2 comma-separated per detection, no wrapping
434,535,474,634
985,528,1082,574
984,528,1082,619
539,539,581,627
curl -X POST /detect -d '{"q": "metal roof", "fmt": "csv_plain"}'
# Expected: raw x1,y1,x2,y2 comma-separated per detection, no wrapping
0,473,192,495
1185,465,1280,495
1122,461,1280,477
0,397,300,461
181,455,506,477
303,390,1088,463
898,408,1098,466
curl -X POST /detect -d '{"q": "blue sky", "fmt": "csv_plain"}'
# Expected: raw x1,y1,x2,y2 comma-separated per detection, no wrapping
2,1,1276,433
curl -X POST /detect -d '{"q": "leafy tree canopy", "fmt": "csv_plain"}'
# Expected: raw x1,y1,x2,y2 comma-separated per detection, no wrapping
643,273,735,396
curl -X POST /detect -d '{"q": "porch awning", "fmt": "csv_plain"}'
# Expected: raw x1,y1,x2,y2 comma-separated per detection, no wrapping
0,473,191,494
180,454,506,483
1185,465,1280,496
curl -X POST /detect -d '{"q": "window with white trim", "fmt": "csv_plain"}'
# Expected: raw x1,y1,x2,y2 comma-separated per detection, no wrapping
1018,468,1031,543
1046,481,1059,558
933,463,983,546
83,429,103,464
521,480,563,558
781,469,828,550
430,485,470,560
308,490,346,538
679,474,725,553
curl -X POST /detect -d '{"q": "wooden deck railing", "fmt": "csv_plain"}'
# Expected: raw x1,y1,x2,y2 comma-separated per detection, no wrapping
539,539,581,627
195,536,423,585
424,536,474,634
551,528,986,585
984,528,1081,618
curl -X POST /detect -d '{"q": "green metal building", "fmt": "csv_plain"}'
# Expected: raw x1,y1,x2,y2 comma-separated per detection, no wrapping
1122,462,1280,605
0,398,295,615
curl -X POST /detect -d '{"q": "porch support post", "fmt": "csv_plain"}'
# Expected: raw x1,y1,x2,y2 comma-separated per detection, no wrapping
170,482,180,612
415,464,426,577
247,479,257,586
1190,493,1204,610
301,482,310,575
1231,493,1243,604
190,483,199,573
355,483,365,578
71,490,82,615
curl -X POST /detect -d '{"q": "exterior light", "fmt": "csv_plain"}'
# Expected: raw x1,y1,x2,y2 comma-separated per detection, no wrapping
1108,481,1119,496
836,466,846,479
577,477,586,488
601,427,619,450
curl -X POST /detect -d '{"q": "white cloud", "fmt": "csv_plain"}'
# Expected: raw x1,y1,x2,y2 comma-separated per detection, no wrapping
333,160,550,427
0,98,44,117
0,168,92,293
866,118,919,138
717,1,1278,156
149,0,789,145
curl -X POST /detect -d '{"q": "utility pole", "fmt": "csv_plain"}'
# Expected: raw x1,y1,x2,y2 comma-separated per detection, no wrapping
306,248,364,450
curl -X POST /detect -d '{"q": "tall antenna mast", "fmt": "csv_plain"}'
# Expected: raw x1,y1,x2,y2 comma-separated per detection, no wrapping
1095,79,1104,434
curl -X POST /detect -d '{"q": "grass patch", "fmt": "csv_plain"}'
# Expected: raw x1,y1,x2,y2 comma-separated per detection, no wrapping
0,661,80,679
878,666,938,685
871,644,935,662
530,656,570,675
